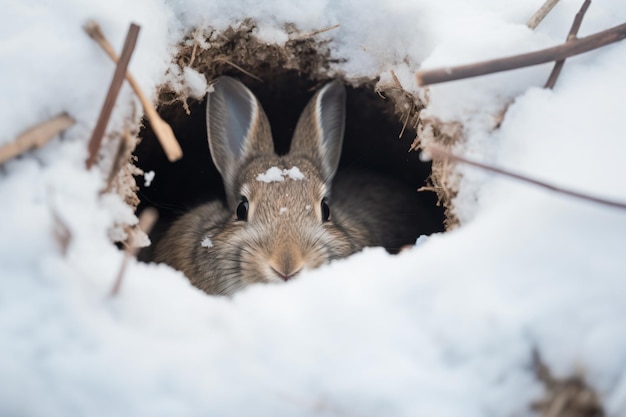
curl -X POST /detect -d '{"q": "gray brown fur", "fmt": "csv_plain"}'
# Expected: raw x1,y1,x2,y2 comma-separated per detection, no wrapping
153,76,433,295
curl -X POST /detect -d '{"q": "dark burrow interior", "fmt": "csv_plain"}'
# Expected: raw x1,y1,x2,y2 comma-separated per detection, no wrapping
134,70,445,260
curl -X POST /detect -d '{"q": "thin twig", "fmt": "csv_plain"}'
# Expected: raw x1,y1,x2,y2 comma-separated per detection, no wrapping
86,23,140,169
110,207,158,296
290,24,340,41
527,0,562,30
188,28,201,67
567,0,592,39
389,70,415,139
213,57,263,82
103,131,133,193
416,22,626,86
84,21,183,163
0,114,75,164
544,0,592,89
425,145,626,211
399,101,414,139
390,70,403,90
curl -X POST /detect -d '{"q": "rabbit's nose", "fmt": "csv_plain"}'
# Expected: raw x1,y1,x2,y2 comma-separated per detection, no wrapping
268,255,304,281
270,265,302,281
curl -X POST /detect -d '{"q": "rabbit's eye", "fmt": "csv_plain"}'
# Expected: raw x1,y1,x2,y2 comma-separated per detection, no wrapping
236,197,249,221
321,198,330,222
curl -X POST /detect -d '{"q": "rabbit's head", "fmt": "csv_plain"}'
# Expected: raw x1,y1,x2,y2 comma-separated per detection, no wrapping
205,76,363,289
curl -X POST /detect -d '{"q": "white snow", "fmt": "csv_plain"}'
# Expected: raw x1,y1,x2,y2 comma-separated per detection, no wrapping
143,170,155,187
256,166,284,183
284,166,305,180
201,236,213,248
279,207,288,215
183,66,209,99
2,0,626,416
256,166,305,183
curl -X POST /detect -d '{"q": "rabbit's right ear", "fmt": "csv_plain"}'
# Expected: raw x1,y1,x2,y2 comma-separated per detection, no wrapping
206,76,274,196
290,80,346,183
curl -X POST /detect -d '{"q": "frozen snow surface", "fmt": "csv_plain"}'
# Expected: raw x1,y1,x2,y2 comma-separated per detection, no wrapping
2,0,626,416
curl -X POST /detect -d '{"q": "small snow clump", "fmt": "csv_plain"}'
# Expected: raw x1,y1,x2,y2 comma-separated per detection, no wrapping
201,236,213,248
183,67,208,99
256,167,284,183
256,167,305,183
284,167,305,180
143,171,155,187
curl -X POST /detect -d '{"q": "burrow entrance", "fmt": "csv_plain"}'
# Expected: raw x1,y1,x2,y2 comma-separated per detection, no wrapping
133,22,446,258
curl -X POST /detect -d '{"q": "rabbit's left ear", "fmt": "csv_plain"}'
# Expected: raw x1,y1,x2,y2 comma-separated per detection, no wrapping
206,76,274,196
289,80,346,182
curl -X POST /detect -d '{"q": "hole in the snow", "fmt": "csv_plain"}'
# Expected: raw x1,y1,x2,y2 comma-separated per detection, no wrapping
132,22,446,275
135,70,445,262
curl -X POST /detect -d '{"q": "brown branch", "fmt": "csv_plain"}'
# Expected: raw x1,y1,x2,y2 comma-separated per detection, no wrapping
111,207,158,296
426,144,626,211
84,22,183,163
0,114,75,164
86,23,140,169
527,0,562,30
544,0,592,89
567,0,592,39
416,22,626,86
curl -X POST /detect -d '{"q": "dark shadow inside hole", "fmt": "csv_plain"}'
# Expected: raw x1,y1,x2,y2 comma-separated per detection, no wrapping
135,71,445,260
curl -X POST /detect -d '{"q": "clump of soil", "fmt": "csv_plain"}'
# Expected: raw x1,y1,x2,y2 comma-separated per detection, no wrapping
532,352,605,417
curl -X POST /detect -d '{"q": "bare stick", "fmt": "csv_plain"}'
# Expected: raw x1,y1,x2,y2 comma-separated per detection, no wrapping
426,145,626,211
527,0,562,30
545,0,592,89
416,22,626,86
291,24,340,41
0,114,75,164
110,207,158,296
86,23,140,169
84,22,183,163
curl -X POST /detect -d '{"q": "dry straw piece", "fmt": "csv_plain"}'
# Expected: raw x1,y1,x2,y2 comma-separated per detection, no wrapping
0,114,75,165
527,0,562,30
289,23,341,41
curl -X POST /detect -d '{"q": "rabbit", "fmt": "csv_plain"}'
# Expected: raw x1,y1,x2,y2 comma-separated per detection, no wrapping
152,76,437,295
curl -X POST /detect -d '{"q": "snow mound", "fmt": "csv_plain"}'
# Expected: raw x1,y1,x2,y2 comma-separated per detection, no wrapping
1,0,626,416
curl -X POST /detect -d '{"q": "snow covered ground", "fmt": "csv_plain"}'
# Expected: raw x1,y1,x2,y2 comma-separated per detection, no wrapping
2,0,626,416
